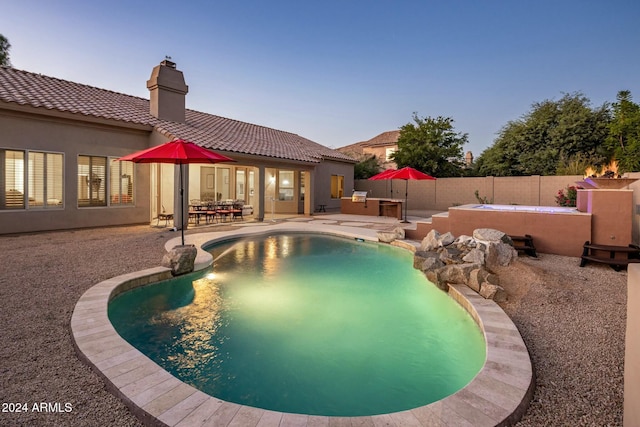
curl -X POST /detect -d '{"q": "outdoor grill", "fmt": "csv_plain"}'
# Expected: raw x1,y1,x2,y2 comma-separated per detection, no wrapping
351,191,368,203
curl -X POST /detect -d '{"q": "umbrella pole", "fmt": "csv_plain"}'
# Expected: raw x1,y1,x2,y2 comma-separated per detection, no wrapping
402,179,409,223
180,163,185,246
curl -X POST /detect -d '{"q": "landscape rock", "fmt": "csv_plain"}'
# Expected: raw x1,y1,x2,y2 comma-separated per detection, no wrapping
420,229,441,251
414,250,438,269
437,263,480,286
392,226,406,240
377,231,398,243
422,257,445,271
161,244,197,276
479,282,508,302
463,248,485,265
453,234,475,246
473,228,514,245
485,242,518,271
414,228,516,301
439,231,456,247
468,268,487,292
377,226,406,243
439,246,463,264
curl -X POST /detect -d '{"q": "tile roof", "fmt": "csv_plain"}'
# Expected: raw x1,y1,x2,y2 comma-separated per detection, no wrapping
0,66,354,164
365,130,400,147
337,130,400,155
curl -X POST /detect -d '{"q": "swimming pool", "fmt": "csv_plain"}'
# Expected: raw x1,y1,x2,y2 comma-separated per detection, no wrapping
109,233,485,416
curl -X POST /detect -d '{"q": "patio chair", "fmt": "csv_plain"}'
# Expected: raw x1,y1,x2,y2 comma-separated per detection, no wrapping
156,205,174,227
231,201,244,221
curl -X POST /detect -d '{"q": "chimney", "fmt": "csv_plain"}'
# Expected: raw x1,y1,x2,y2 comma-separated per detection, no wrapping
147,59,189,122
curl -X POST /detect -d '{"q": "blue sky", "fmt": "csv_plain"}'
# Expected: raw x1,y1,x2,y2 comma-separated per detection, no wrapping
4,0,640,157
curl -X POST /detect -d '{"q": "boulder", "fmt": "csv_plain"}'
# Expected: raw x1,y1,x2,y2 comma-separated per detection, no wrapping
439,231,456,247
377,226,405,243
392,226,406,240
422,256,445,272
439,246,463,264
462,248,485,265
437,263,480,286
468,268,487,292
161,244,197,276
453,234,475,246
485,242,518,271
377,231,398,243
377,225,405,243
414,228,514,301
420,230,441,251
479,282,508,302
414,250,437,269
473,228,514,245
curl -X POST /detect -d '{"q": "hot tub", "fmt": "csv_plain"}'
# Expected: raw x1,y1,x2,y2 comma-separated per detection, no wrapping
472,204,578,213
415,203,592,256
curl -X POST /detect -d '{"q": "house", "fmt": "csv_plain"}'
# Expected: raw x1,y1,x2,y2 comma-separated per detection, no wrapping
338,130,475,171
0,60,356,234
338,130,400,170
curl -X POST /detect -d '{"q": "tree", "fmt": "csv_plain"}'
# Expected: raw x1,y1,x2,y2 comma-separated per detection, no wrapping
474,92,611,176
0,34,11,66
604,90,640,172
353,154,381,179
391,114,467,177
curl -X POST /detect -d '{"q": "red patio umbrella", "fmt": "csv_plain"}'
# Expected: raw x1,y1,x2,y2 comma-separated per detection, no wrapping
368,168,397,180
119,138,235,245
368,168,398,199
371,166,436,223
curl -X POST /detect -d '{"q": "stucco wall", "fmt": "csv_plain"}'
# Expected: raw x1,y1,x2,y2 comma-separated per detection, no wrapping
0,111,151,234
315,160,355,212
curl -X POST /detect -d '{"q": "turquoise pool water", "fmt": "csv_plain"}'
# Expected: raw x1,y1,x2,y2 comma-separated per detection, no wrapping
109,233,485,416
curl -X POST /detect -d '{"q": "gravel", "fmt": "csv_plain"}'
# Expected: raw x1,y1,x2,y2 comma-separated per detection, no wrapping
0,225,626,426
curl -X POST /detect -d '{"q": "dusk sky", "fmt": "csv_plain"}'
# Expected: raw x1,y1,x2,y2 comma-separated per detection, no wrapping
4,0,640,157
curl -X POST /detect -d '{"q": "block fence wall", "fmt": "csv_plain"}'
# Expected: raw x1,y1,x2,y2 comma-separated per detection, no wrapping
355,175,585,210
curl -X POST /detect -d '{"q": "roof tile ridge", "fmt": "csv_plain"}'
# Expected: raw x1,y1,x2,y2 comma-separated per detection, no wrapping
2,66,150,102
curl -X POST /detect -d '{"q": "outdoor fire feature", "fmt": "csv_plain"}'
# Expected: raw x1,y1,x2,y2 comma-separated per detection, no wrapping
577,160,639,189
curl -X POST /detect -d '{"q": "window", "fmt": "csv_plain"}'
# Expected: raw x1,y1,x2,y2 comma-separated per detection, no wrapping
1,149,64,210
78,156,106,207
385,147,396,162
278,170,294,201
330,174,344,199
110,158,134,205
28,152,64,208
299,171,305,201
1,149,25,209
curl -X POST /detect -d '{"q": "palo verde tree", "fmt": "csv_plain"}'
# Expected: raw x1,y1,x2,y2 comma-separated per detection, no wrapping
604,90,640,172
391,113,467,177
0,34,11,66
474,92,611,176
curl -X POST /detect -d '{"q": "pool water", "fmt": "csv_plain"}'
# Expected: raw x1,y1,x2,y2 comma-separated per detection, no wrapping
109,234,485,416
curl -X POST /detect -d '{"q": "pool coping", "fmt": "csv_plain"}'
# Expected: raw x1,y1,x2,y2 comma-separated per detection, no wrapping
71,223,534,427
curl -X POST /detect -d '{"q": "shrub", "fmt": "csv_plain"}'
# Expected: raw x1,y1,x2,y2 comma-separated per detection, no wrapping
555,185,581,207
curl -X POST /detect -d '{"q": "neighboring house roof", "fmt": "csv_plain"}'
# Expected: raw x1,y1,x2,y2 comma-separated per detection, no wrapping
337,130,400,155
362,130,400,148
0,66,354,164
